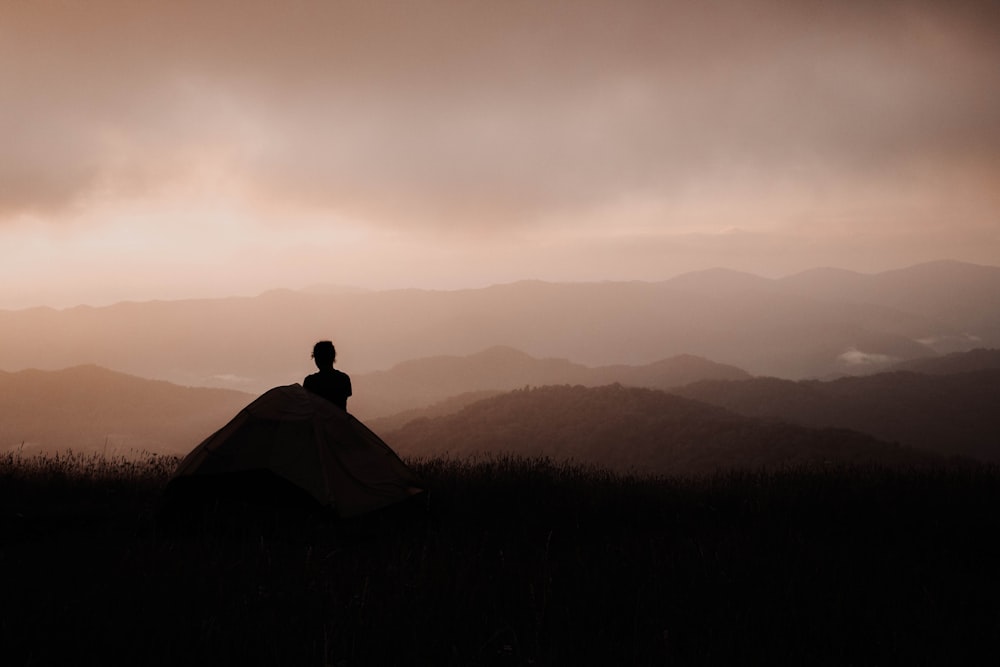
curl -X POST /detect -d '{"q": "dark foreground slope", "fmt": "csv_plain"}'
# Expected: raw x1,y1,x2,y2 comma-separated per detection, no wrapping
386,384,934,474
2,452,998,666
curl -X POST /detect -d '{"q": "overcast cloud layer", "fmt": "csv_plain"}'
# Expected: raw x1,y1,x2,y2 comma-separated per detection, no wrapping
2,0,999,308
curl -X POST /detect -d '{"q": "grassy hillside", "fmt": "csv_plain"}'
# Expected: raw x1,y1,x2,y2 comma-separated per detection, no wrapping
2,451,998,665
385,384,935,473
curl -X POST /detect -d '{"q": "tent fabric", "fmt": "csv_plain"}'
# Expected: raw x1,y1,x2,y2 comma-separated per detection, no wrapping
170,384,423,517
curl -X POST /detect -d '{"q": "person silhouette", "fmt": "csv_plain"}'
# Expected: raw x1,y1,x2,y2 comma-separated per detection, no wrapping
303,340,352,411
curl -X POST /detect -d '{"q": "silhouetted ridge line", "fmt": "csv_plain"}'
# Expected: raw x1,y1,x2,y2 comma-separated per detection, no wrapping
886,348,1000,375
350,347,749,419
386,384,933,474
673,366,1000,461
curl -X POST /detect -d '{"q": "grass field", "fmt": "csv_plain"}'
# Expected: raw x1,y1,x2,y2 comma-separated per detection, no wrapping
2,451,999,665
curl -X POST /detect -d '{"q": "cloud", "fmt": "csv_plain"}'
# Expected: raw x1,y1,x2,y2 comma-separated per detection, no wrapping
838,347,897,367
0,0,998,238
208,374,256,386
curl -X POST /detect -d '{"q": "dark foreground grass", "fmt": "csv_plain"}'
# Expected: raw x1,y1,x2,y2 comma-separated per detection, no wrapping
2,451,999,666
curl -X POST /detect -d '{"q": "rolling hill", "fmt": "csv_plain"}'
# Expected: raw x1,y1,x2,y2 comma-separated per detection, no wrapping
0,348,748,456
384,384,934,475
0,366,252,455
349,346,750,419
672,365,1000,461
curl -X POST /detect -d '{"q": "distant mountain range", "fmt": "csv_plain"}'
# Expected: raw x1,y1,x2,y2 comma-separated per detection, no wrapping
372,347,1000,463
2,260,998,390
384,384,936,475
3,348,997,471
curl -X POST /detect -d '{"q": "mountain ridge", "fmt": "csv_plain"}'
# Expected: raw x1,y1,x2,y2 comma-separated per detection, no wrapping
5,259,992,315
3,260,997,390
672,363,1000,462
385,384,937,475
350,346,750,419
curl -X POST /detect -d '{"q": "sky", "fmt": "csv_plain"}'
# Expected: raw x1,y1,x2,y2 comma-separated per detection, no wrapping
2,0,999,309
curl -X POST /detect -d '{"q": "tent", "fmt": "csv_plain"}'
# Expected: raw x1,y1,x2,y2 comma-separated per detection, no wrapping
167,384,423,517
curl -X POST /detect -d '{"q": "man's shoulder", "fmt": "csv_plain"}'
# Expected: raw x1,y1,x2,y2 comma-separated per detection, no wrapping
306,369,350,382
327,369,350,382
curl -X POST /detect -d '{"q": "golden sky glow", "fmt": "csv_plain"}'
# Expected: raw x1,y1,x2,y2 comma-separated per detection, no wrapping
2,0,999,308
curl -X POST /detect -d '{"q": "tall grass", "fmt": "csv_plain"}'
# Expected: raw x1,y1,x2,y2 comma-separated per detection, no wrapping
2,452,999,666
2,448,176,482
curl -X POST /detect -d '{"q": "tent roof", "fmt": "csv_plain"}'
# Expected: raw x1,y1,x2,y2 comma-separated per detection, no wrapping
170,384,422,517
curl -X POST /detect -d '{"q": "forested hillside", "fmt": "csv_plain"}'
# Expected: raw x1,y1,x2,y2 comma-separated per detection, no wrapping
350,346,749,418
673,368,1000,461
366,390,505,433
886,348,1000,375
385,384,933,474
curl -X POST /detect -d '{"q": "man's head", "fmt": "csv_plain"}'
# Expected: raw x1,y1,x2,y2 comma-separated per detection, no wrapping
312,340,336,368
